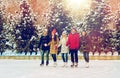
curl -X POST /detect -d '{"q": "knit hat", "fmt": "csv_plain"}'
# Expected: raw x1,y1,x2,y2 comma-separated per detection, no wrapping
72,27,77,31
52,29,56,35
62,30,67,35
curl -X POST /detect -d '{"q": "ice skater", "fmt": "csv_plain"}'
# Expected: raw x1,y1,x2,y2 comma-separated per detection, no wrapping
66,27,80,67
38,29,50,66
48,29,59,67
81,31,90,68
59,31,69,67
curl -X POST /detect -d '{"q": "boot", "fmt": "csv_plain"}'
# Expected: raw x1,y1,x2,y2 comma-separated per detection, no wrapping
65,62,68,67
40,61,44,66
85,62,89,68
54,62,57,67
75,63,78,67
62,62,66,67
46,61,49,66
71,63,74,67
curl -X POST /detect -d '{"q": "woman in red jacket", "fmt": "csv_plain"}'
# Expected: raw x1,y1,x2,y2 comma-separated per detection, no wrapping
66,28,80,67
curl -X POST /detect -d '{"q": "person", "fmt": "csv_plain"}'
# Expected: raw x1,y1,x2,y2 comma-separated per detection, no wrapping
66,28,80,67
81,31,90,68
38,29,50,66
59,31,69,67
48,29,59,67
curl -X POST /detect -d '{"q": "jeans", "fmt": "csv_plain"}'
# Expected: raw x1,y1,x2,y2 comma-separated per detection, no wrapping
83,52,89,63
41,50,49,64
61,53,68,62
51,54,57,62
70,49,78,63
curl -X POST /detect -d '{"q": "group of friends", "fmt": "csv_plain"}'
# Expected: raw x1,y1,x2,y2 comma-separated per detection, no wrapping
38,27,89,68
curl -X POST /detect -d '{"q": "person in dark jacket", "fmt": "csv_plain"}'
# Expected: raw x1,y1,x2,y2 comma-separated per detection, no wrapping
81,31,90,68
66,27,80,67
38,29,50,66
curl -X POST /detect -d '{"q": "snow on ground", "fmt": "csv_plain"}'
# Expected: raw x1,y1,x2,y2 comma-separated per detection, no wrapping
0,60,120,78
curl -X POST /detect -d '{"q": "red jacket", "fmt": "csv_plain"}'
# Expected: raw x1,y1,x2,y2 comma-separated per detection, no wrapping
66,33,80,50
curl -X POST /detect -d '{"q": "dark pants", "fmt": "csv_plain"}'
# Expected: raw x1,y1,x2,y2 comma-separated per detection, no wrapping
70,49,78,63
51,54,57,62
61,53,68,62
41,50,49,64
83,52,89,63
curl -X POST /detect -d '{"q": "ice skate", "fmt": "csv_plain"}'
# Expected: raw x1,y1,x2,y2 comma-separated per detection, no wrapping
75,63,78,68
40,63,44,66
40,61,44,66
71,63,74,68
65,62,68,67
54,62,57,67
62,63,66,67
46,61,49,66
85,62,89,68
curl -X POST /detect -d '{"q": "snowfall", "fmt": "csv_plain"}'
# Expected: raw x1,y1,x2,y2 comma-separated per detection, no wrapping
0,60,120,78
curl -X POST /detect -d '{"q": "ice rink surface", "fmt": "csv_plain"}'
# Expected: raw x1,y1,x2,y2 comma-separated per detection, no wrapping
0,60,120,78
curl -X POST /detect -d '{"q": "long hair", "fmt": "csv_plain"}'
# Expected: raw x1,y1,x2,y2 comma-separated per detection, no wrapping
50,34,57,42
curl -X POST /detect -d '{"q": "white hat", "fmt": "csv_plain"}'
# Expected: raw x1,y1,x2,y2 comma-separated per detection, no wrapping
62,31,67,35
43,28,48,32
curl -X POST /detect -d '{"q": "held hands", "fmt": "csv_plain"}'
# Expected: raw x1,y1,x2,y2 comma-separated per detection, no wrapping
37,48,39,51
54,45,58,50
44,43,48,47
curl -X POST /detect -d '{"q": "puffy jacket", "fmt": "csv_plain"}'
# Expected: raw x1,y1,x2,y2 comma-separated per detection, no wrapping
66,33,80,50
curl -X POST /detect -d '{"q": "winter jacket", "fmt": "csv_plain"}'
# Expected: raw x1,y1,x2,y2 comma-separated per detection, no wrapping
38,35,50,51
81,35,90,52
66,33,80,50
49,36,59,54
59,37,69,53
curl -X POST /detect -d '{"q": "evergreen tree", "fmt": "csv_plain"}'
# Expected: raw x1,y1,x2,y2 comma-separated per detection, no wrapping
115,4,120,55
4,14,20,53
0,2,6,55
82,0,113,32
45,0,73,36
80,0,114,54
14,0,37,54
